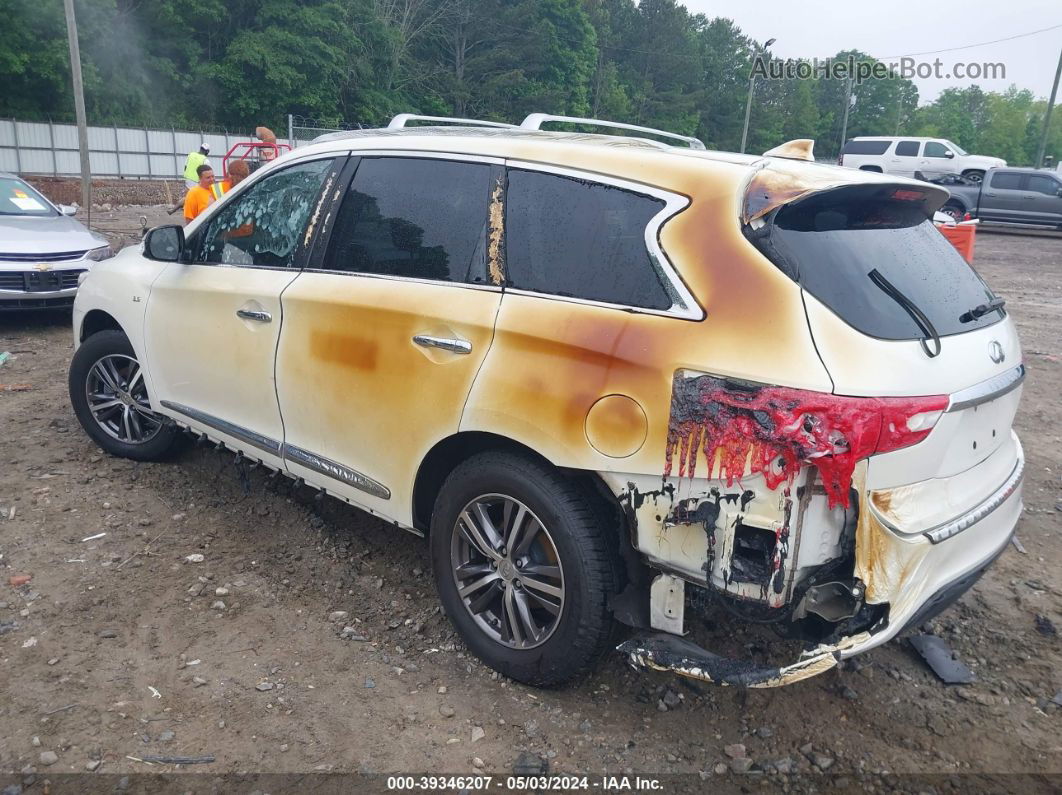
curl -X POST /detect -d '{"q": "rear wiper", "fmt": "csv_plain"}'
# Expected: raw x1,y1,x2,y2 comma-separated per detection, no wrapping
867,269,942,358
959,297,1006,323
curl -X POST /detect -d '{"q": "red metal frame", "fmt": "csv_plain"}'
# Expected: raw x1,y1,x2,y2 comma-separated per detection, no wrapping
221,141,291,177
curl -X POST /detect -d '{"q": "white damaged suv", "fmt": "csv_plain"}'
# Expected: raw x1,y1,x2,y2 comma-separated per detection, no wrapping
67,115,1023,687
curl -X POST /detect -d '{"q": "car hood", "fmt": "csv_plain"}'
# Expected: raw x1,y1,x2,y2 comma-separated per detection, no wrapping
966,155,1006,168
0,214,107,255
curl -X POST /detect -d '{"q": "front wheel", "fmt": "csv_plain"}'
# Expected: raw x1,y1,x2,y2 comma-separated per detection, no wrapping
962,170,985,184
430,452,620,687
69,330,179,460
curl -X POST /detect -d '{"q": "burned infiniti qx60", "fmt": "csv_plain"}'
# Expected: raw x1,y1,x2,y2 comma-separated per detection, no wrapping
69,115,1022,688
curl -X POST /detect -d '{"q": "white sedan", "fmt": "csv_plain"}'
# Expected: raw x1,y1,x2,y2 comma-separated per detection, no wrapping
1,173,113,310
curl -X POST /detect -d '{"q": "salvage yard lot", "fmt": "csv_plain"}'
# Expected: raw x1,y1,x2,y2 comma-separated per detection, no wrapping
0,217,1060,788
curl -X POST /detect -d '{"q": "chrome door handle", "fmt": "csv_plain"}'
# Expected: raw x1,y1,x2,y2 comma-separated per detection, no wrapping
985,192,996,197
412,335,472,354
237,309,272,323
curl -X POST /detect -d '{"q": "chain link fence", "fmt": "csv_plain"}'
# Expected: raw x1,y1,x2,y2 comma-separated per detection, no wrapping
287,115,370,148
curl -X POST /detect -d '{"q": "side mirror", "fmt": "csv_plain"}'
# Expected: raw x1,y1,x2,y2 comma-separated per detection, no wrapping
59,204,77,216
944,150,955,159
144,225,184,262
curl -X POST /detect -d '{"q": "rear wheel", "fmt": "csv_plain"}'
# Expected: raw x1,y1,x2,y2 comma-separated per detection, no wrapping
430,452,620,686
69,330,179,461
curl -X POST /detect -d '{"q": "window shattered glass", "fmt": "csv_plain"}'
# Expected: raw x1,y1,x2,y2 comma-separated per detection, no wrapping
197,159,332,268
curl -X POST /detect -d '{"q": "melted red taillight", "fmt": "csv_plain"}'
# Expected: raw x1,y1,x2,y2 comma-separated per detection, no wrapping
665,376,949,509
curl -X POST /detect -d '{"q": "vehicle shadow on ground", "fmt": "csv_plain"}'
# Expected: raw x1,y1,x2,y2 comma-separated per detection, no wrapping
0,308,73,333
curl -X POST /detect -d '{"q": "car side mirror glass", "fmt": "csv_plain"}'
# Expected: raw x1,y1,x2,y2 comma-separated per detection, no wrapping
144,225,184,262
59,204,77,216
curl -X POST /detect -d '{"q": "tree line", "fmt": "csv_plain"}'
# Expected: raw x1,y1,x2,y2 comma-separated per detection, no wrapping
2,0,1058,164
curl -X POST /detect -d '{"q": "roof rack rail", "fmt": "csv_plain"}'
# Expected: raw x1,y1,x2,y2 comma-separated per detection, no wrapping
387,114,518,130
520,113,706,150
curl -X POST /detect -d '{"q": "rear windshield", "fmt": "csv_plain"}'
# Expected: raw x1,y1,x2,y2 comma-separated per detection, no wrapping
751,187,1003,340
0,177,56,216
841,140,890,155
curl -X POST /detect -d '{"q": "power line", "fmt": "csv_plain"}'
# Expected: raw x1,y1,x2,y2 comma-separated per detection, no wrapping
875,22,1062,60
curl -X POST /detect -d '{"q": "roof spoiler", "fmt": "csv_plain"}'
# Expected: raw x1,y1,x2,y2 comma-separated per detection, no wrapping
742,160,949,225
520,114,706,150
763,139,815,162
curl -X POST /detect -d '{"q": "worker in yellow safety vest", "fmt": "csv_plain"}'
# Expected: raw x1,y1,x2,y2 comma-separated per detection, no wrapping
182,143,211,189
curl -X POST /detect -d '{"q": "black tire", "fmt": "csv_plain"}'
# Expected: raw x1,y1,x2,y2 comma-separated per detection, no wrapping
430,452,620,687
859,165,883,173
69,329,179,461
962,170,985,184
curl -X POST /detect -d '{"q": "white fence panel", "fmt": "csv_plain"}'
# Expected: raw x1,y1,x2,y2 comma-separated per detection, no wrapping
17,122,52,148
1,118,293,178
19,150,53,173
52,124,79,149
116,127,147,151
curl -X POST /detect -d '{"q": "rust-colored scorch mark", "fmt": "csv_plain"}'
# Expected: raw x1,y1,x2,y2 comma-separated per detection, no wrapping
487,177,505,285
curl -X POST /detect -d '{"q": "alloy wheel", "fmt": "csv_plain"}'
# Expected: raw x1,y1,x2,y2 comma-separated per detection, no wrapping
450,494,565,649
84,354,163,444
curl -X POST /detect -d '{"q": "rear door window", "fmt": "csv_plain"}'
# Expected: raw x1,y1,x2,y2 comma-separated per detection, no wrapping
504,169,672,310
751,186,1002,340
894,141,920,157
990,172,1023,190
842,140,890,155
322,157,491,283
1026,174,1061,196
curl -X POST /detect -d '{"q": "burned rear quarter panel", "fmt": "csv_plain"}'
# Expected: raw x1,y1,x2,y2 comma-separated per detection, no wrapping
461,152,834,478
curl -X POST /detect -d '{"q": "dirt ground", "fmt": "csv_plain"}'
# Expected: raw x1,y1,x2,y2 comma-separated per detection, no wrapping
0,209,1059,793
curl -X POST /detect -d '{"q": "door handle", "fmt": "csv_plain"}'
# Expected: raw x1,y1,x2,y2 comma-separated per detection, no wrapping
237,309,272,323
412,335,472,354
984,192,996,197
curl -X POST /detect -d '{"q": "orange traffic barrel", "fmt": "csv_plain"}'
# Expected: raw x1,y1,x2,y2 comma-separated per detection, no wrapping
937,221,976,263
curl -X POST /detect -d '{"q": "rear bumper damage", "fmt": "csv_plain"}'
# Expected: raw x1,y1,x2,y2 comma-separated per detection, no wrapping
618,630,871,688
611,434,1024,687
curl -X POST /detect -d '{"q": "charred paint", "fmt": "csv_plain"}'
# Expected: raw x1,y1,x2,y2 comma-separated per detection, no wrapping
664,373,946,511
617,631,871,688
769,492,793,595
487,177,505,286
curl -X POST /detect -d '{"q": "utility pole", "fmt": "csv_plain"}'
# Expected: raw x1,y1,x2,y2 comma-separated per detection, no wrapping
1035,48,1062,170
839,75,854,152
740,37,776,154
63,0,91,212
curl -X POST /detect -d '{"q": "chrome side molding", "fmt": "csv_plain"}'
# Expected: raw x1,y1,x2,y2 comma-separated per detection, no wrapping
947,364,1025,412
283,444,391,500
159,402,390,500
161,400,282,456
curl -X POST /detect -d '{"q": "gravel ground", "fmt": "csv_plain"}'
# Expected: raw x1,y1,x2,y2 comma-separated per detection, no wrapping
0,209,1059,793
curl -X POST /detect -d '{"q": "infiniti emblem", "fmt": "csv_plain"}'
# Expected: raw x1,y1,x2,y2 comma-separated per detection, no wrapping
988,340,1005,364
